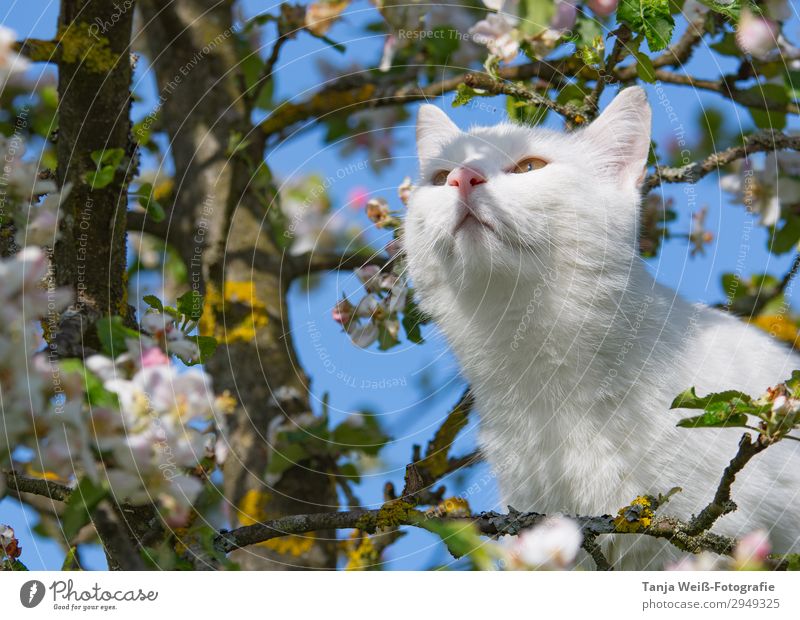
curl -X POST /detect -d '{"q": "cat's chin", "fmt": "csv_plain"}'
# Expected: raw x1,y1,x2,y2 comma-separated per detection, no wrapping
453,212,495,238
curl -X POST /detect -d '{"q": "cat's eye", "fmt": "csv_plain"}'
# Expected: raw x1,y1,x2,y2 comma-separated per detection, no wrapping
431,170,450,185
509,157,548,174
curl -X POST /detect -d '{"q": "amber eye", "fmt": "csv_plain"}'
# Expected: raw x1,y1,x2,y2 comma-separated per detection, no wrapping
510,157,547,173
431,170,450,185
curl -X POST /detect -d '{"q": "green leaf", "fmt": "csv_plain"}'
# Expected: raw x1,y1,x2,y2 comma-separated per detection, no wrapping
254,79,275,110
519,0,555,36
266,443,310,476
377,324,400,351
423,26,461,65
721,273,745,301
697,0,745,21
85,166,116,190
402,297,427,344
452,83,482,108
60,547,80,571
420,520,496,570
306,31,346,53
177,335,218,366
617,0,676,51
59,359,119,409
337,462,361,483
142,294,164,312
671,386,752,410
634,50,656,83
710,32,740,57
742,83,789,130
90,147,125,168
332,415,389,457
176,290,204,322
96,316,140,357
769,216,800,255
62,477,109,541
677,410,750,429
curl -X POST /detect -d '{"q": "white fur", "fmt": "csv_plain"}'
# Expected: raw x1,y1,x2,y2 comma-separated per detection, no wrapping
404,88,800,569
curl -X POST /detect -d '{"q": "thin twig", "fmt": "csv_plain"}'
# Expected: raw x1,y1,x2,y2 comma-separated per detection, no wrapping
584,26,631,120
686,433,770,536
644,130,800,192
581,533,613,571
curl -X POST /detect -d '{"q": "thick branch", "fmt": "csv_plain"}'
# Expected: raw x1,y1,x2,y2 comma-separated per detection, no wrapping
4,470,72,502
260,58,582,137
290,250,391,278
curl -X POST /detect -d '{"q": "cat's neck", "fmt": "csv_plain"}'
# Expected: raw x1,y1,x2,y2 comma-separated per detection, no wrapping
429,255,672,396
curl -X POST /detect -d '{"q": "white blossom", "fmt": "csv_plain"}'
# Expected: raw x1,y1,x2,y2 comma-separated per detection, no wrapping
515,516,583,569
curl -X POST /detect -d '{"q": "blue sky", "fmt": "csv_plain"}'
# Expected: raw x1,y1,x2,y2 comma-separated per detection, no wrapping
2,1,799,570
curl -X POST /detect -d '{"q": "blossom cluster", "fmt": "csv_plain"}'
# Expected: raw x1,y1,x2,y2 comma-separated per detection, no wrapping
1,247,232,526
0,30,231,530
331,181,412,349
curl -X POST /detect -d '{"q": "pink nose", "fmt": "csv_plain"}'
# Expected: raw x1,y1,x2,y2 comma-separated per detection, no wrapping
447,166,486,196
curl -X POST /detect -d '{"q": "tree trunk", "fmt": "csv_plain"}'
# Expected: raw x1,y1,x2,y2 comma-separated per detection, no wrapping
54,0,136,356
137,0,337,569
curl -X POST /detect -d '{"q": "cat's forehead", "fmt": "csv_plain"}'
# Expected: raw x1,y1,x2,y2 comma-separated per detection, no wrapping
431,123,573,168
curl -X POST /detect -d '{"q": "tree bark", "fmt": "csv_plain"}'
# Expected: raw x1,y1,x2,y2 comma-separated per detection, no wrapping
54,0,136,355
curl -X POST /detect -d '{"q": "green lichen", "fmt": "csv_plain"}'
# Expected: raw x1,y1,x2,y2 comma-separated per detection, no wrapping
375,500,417,530
58,23,119,73
20,38,59,62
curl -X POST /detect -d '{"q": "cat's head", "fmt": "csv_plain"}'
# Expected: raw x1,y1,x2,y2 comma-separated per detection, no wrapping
404,86,651,304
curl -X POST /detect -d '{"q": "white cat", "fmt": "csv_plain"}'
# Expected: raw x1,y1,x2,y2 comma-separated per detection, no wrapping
404,87,800,569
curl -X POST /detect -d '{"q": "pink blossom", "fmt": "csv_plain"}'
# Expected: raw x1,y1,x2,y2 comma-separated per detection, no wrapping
551,1,577,31
470,14,520,62
140,346,170,368
735,529,771,566
587,0,619,17
347,186,370,210
736,9,780,60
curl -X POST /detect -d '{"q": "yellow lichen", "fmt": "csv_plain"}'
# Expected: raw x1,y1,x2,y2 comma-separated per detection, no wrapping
426,496,471,519
751,314,799,344
237,488,269,526
344,532,379,571
262,534,315,556
614,495,654,533
24,468,64,482
57,24,119,73
200,280,270,344
236,489,315,555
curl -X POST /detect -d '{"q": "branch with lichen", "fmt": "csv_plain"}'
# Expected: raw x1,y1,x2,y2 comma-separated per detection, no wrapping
259,59,581,138
462,73,587,126
643,130,800,193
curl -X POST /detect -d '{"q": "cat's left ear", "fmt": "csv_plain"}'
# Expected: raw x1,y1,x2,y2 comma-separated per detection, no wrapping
581,86,651,187
416,104,460,167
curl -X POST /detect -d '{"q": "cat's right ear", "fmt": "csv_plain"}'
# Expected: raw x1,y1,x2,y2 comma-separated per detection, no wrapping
416,104,460,166
581,86,652,188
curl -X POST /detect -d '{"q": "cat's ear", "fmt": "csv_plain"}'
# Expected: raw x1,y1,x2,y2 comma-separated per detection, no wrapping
416,104,460,166
581,87,651,187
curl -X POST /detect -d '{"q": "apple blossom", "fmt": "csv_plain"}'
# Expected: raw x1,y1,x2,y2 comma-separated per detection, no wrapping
736,8,780,60
515,516,583,569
